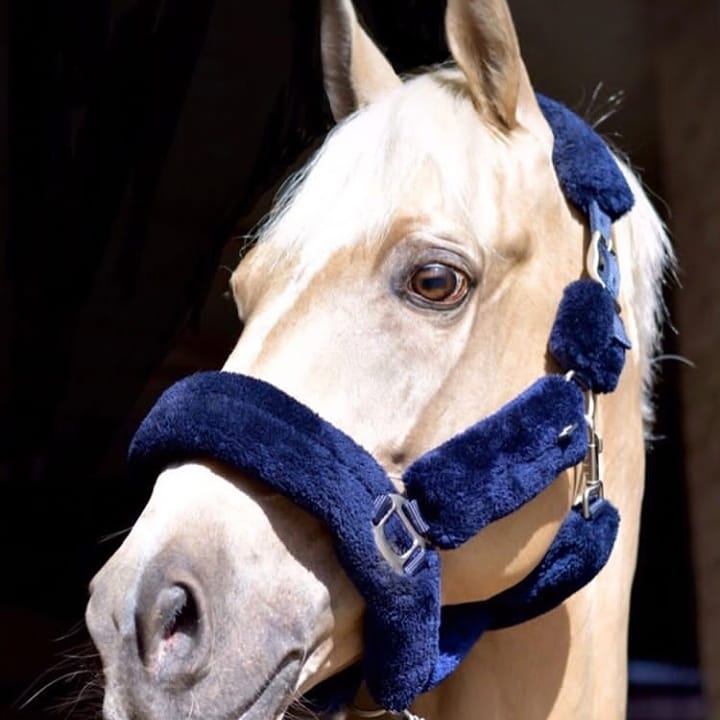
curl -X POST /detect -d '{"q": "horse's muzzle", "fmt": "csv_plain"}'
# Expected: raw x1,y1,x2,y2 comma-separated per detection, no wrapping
84,464,339,720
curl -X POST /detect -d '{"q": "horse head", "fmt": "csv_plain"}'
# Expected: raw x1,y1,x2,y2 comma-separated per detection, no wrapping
86,1,671,718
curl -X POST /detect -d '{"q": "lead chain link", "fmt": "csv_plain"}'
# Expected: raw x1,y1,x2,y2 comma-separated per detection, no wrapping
349,707,426,720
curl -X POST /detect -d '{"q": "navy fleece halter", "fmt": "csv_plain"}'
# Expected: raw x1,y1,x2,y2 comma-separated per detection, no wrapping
128,95,634,713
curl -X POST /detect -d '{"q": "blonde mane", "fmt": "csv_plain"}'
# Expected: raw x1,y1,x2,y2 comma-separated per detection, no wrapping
255,67,674,426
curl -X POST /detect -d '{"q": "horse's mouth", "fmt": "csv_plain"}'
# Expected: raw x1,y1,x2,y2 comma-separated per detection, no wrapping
233,654,303,720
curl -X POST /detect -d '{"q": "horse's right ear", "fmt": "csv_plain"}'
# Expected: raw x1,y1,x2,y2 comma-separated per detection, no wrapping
320,0,402,122
445,0,548,137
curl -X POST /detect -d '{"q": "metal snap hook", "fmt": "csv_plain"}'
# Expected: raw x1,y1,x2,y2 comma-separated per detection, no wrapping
580,389,605,519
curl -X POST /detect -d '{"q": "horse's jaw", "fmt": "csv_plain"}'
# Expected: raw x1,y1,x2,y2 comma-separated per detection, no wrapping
86,463,363,720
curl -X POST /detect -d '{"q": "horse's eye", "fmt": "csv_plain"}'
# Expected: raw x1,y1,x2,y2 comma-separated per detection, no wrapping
408,263,469,306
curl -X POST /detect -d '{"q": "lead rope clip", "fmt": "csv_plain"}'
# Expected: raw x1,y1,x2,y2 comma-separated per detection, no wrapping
581,389,604,519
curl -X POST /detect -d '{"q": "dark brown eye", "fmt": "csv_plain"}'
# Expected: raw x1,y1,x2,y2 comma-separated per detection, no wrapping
408,263,469,306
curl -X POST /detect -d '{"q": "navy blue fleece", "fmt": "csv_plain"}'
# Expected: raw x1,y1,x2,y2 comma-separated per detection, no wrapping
403,376,587,548
426,501,620,688
537,94,634,221
548,280,627,393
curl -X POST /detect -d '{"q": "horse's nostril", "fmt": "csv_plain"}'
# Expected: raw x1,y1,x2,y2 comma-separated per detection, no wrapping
159,584,198,640
135,569,209,684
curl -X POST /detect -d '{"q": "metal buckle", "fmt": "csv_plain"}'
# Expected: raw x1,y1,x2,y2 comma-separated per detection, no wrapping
372,494,429,575
580,390,605,519
587,230,610,289
587,229,623,304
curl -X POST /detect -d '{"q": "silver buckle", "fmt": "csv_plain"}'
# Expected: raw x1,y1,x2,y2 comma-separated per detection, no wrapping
372,494,429,575
587,229,610,289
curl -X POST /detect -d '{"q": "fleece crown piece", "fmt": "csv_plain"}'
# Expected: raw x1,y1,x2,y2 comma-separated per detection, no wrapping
128,96,633,712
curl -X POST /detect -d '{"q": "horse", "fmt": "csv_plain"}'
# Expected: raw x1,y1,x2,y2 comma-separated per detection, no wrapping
85,0,673,717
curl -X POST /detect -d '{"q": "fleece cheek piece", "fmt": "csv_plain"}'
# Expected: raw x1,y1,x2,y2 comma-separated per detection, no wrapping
536,95,634,222
548,280,627,393
403,375,587,549
425,500,621,690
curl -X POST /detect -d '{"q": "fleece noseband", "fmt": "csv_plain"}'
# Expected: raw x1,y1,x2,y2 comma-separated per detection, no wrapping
128,95,634,713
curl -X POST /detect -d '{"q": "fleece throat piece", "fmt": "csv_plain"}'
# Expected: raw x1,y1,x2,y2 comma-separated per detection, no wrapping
128,95,634,712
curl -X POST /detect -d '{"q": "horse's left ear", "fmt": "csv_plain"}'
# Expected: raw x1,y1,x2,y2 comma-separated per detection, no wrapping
320,0,402,122
446,0,549,138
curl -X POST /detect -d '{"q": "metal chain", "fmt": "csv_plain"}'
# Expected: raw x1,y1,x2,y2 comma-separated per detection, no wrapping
348,706,427,720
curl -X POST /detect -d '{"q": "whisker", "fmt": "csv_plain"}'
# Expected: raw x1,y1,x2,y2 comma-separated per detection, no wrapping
53,677,101,719
98,526,133,544
650,353,695,368
53,620,89,642
18,669,95,709
16,630,103,720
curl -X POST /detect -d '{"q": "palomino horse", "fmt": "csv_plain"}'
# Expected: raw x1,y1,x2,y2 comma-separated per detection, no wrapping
85,0,672,717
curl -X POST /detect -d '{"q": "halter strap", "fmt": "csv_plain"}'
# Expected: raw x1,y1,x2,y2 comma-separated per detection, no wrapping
403,376,586,549
128,367,597,710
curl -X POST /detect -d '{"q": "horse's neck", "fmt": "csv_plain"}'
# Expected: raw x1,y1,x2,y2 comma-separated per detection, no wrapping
413,356,646,720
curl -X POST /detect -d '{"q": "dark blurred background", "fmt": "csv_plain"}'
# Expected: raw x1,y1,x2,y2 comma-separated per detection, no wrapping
2,1,718,718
